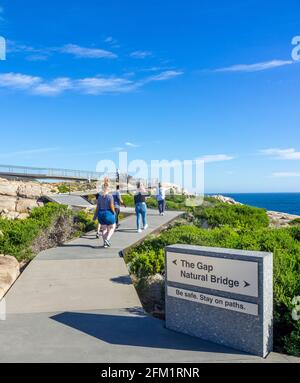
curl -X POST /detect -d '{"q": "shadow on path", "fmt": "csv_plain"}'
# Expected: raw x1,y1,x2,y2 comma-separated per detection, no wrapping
116,228,138,233
60,244,100,249
110,276,133,285
51,311,246,355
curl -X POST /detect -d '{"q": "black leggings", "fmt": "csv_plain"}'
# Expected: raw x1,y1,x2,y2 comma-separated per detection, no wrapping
115,207,120,225
158,200,166,214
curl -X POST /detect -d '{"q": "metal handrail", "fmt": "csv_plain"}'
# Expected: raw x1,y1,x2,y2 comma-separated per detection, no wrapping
0,164,102,180
0,164,160,186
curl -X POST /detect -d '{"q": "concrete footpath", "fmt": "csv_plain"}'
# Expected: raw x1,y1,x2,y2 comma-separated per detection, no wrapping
0,209,299,363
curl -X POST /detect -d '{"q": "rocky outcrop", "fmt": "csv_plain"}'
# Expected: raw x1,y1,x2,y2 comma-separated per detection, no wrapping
0,182,18,197
15,198,40,213
268,211,300,228
211,195,242,205
0,178,53,220
0,195,17,211
0,255,20,300
136,274,165,319
18,183,47,199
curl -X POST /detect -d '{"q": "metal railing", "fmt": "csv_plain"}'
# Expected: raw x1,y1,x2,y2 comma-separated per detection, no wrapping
0,164,103,180
0,164,162,187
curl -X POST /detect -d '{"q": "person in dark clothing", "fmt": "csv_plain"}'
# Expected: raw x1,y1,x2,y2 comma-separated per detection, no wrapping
156,183,166,216
93,179,116,248
95,193,102,239
134,182,149,233
112,185,126,228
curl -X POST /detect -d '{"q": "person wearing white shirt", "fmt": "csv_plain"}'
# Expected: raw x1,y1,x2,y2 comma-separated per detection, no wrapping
156,183,166,216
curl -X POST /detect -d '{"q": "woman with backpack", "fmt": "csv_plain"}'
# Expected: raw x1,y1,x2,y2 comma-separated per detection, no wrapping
93,178,116,248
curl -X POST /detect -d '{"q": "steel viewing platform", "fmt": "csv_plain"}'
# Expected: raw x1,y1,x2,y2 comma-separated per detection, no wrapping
0,164,103,181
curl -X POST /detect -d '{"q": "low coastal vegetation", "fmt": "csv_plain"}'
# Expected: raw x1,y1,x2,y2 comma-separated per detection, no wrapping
0,203,96,262
291,218,300,226
126,200,300,357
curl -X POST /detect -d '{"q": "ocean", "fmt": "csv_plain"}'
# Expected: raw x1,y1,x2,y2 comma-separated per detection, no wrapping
218,193,300,216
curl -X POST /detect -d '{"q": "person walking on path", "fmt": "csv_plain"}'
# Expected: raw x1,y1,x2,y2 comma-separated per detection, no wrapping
95,192,102,239
156,183,166,216
93,178,116,248
134,182,149,233
112,185,126,229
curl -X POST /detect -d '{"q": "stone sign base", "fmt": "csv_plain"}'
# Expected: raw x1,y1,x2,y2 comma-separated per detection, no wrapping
165,245,273,358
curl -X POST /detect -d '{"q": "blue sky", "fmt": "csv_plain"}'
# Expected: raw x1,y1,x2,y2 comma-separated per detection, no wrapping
0,0,300,192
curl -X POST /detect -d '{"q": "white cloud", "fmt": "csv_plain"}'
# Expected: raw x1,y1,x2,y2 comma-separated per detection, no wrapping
215,60,294,73
198,154,235,163
261,148,300,160
33,78,73,96
140,66,175,73
26,54,49,62
7,41,118,60
145,70,184,82
0,73,41,89
7,40,51,60
60,44,117,59
130,50,152,59
76,77,135,95
7,40,39,53
105,37,114,43
125,142,139,148
0,69,184,96
104,36,119,46
272,172,300,177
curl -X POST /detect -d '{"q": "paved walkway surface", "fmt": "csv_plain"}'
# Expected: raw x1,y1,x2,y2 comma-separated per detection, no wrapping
1,209,299,363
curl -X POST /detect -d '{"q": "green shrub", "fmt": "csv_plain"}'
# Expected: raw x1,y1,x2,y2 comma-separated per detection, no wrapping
129,249,165,278
165,200,185,211
86,194,97,204
146,197,158,208
122,194,135,207
290,226,300,241
166,194,186,204
0,218,40,260
74,210,96,232
284,328,300,356
29,203,71,228
290,218,300,226
203,196,219,204
194,203,269,229
0,203,73,261
121,193,190,210
57,184,70,193
121,194,158,208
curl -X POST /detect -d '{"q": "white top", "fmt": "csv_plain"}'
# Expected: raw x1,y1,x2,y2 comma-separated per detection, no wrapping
156,187,166,201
